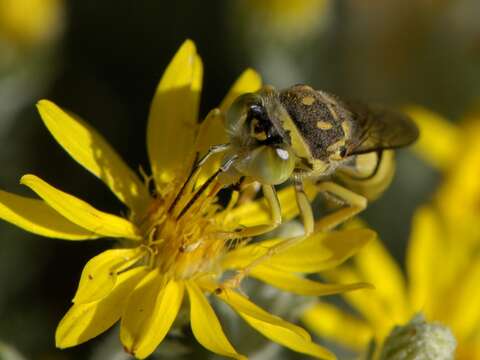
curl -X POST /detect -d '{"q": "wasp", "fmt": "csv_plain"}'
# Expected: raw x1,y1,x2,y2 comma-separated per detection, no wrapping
181,84,418,288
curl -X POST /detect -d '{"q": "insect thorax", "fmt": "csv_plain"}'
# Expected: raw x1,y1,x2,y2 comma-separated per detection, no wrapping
278,85,354,162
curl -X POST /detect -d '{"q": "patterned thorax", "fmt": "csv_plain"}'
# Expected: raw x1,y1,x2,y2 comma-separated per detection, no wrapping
279,85,353,161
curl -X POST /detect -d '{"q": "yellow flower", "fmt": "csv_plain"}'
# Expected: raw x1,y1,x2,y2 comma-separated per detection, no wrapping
245,0,330,34
0,0,64,47
0,40,374,359
407,106,480,240
302,106,480,359
302,206,480,359
234,0,331,46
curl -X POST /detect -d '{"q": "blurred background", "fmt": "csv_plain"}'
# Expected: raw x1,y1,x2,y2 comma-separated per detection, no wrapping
1,0,479,359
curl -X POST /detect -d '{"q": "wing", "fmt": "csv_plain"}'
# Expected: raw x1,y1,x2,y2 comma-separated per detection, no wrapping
345,101,419,156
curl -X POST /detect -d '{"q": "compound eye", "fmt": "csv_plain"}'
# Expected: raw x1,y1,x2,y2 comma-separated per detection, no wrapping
225,93,263,139
339,146,347,158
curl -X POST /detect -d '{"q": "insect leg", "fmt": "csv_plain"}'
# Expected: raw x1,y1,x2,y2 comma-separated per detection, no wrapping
218,178,313,291
314,181,367,231
294,177,314,236
197,143,231,167
236,179,261,206
217,184,282,239
169,143,230,214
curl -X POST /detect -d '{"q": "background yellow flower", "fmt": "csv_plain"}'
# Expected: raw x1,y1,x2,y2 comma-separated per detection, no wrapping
303,206,480,359
0,0,65,122
408,106,480,243
302,108,480,359
0,0,64,47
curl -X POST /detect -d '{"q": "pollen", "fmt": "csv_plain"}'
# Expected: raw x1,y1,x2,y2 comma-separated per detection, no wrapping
302,96,316,106
137,179,228,281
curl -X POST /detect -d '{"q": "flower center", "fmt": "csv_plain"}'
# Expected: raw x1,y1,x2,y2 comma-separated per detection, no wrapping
137,180,227,281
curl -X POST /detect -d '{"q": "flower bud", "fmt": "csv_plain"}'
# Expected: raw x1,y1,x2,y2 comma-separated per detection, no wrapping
379,314,456,360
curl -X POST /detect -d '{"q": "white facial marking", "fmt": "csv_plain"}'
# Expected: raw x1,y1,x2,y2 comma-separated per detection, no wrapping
276,148,290,160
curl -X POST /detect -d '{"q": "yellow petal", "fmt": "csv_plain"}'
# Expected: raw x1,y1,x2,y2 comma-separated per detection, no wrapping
147,40,202,186
458,343,480,360
241,314,335,359
120,270,161,353
56,266,147,348
405,105,460,171
214,274,336,359
325,267,398,337
223,182,317,228
447,258,480,339
121,274,184,359
273,228,374,273
301,302,372,351
217,292,336,360
216,288,310,341
222,228,374,273
219,68,262,113
195,109,226,153
194,109,228,185
406,206,445,314
186,281,246,360
435,119,480,229
37,100,149,214
251,265,373,296
353,237,409,321
0,189,97,240
73,248,145,304
21,174,140,239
